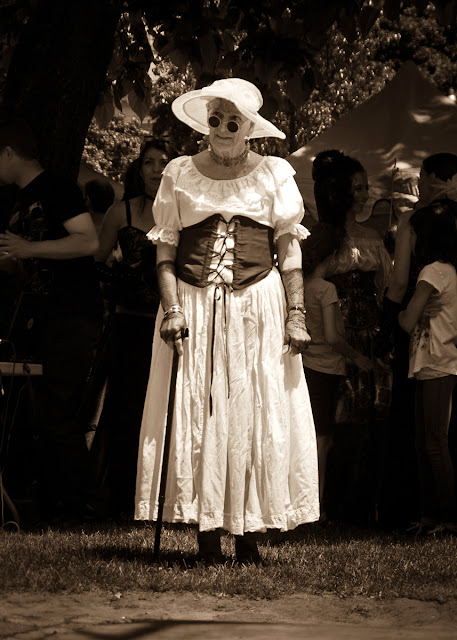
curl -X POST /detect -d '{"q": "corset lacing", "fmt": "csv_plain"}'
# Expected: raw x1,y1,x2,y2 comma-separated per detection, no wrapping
208,219,235,414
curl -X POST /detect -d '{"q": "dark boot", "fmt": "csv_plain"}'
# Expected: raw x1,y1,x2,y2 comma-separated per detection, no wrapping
197,530,224,564
235,532,260,564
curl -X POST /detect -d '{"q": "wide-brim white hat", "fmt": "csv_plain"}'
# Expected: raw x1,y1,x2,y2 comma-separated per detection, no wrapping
171,78,285,140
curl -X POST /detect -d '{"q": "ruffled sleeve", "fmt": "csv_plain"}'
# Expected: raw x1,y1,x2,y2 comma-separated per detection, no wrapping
267,157,308,242
148,158,185,246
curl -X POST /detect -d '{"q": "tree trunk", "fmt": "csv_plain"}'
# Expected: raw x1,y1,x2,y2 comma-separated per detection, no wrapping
3,0,122,180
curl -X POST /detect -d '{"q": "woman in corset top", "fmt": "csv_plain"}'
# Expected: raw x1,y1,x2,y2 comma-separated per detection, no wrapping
134,78,319,564
312,149,392,526
88,140,168,521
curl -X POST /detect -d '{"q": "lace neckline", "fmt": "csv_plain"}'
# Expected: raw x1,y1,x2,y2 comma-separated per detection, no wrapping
190,155,267,182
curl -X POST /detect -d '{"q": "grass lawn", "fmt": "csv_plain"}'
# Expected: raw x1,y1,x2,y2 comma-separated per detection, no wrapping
1,521,456,601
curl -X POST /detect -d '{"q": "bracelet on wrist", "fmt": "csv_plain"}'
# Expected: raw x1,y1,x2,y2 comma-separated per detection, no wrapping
163,304,183,319
287,305,306,315
156,260,176,270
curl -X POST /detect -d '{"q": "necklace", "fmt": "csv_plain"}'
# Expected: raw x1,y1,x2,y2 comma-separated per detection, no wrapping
209,144,249,167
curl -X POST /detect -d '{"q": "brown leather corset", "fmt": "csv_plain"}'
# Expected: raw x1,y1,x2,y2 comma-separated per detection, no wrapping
176,214,274,289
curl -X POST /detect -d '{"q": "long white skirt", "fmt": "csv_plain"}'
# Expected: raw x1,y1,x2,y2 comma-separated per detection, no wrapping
135,268,319,535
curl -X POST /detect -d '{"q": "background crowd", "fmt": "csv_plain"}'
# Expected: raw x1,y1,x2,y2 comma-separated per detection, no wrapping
0,90,456,547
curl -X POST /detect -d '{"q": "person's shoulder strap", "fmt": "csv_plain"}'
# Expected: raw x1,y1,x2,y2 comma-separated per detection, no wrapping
125,199,132,226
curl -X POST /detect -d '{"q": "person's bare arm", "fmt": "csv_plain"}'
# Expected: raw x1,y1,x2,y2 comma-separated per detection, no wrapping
277,232,302,273
386,212,413,303
95,202,124,262
0,212,99,259
398,280,435,335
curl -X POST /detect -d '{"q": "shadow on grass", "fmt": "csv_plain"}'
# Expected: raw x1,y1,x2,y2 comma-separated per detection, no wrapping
86,543,200,568
84,521,400,571
261,521,424,549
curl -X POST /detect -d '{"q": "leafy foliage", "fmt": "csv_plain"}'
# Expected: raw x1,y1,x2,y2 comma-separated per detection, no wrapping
3,2,455,177
2,1,457,128
100,9,155,127
140,0,457,119
82,64,202,182
376,3,457,93
82,114,143,183
267,2,457,153
82,2,457,177
147,62,202,157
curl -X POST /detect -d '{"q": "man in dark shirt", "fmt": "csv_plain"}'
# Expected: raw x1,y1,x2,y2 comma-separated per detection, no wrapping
0,118,102,527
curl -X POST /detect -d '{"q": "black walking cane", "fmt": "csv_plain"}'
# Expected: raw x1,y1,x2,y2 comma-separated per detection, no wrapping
153,327,188,562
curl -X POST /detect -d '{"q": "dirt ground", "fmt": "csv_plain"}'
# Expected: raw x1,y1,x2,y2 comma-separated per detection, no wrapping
2,590,457,639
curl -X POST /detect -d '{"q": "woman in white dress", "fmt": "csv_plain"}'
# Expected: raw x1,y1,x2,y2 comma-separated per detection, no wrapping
135,78,319,563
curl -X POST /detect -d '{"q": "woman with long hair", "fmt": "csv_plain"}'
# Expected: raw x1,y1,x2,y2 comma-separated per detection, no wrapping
89,140,169,520
312,149,392,525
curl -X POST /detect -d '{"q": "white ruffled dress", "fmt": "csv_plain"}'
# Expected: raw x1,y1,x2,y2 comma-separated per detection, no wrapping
134,155,319,534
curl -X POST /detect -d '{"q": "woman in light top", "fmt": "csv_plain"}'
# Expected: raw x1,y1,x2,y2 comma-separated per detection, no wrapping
135,78,319,564
375,153,457,527
399,200,457,535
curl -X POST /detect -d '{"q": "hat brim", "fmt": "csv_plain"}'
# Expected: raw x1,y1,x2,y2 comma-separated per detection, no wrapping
172,89,285,139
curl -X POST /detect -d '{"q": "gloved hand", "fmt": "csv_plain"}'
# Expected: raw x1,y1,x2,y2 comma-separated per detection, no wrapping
281,267,310,356
284,309,311,355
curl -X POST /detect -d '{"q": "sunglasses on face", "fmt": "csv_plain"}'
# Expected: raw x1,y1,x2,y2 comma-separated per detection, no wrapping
208,115,239,133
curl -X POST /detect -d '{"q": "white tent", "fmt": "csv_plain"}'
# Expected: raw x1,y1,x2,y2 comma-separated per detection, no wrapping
288,61,457,232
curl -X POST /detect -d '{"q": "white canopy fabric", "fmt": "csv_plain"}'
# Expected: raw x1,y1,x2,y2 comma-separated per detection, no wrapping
288,61,457,228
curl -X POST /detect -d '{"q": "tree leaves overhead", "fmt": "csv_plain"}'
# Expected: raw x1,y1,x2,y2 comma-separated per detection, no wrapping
94,85,116,129
84,2,457,179
1,0,457,129
139,0,457,118
82,113,143,182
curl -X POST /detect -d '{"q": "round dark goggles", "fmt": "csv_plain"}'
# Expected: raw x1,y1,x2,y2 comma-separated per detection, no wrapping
208,115,239,133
